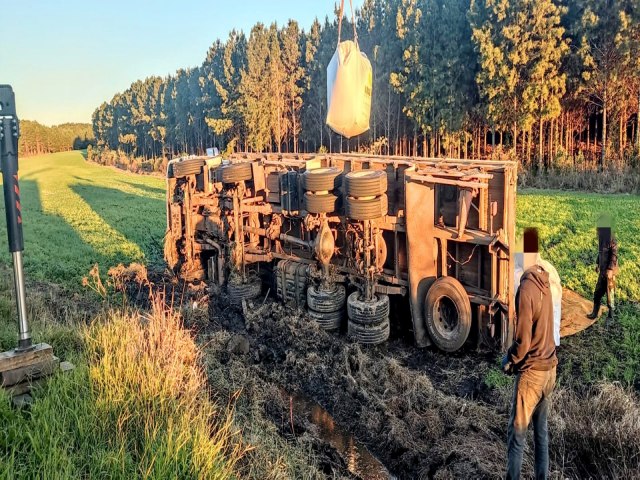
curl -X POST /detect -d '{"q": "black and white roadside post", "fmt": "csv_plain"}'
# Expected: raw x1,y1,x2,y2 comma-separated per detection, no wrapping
0,85,32,351
0,85,65,403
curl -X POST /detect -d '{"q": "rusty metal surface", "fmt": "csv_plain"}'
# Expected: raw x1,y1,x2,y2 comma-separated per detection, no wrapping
164,152,518,351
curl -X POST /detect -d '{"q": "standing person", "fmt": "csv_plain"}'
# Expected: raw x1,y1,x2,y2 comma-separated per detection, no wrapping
503,228,557,480
587,217,618,321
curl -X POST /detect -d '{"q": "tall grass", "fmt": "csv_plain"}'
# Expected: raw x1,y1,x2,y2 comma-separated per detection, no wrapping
0,294,244,479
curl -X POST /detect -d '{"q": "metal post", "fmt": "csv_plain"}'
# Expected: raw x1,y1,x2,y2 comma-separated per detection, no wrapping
0,85,32,351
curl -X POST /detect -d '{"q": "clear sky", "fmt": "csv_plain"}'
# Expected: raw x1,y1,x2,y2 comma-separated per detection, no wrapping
1,1,362,126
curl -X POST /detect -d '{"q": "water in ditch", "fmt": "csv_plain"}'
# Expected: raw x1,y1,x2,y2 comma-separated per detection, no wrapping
283,389,396,480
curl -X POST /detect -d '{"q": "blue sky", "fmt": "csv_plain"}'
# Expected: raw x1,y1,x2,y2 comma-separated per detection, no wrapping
1,1,362,125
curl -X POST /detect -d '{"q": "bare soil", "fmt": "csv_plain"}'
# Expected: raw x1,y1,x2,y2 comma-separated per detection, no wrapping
194,287,515,479
146,273,639,479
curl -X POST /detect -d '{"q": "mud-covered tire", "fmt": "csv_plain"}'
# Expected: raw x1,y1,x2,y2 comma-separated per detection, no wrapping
307,284,346,313
221,162,252,184
424,276,472,352
303,167,342,192
345,195,388,220
347,292,390,325
348,319,390,344
309,308,344,331
345,170,388,197
227,279,262,306
303,192,340,214
173,158,205,177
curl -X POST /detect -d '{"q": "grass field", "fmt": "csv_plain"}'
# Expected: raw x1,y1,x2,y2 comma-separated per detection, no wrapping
0,151,165,288
0,152,639,477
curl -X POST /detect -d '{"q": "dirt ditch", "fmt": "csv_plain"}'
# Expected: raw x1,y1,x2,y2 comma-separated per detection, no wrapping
139,272,639,479
193,287,514,479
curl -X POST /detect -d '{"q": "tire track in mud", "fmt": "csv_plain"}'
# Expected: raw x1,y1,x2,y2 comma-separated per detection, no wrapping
202,292,520,479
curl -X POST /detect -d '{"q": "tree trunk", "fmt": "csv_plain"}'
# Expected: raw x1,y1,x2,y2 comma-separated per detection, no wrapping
491,125,495,159
601,91,608,168
619,111,624,163
538,118,544,169
526,127,531,167
637,89,640,149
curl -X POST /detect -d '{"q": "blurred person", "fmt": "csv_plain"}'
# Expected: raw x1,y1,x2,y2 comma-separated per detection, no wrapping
503,228,557,480
587,215,618,322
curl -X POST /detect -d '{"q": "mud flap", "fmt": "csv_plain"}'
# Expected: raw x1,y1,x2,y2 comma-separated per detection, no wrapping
405,173,437,347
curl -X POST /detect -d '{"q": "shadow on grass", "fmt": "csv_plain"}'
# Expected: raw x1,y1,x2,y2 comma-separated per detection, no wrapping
115,178,166,196
1,180,104,287
71,183,165,266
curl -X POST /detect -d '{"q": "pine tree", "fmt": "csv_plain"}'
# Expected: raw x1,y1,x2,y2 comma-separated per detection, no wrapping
268,23,287,153
240,24,272,152
280,20,305,152
470,0,567,163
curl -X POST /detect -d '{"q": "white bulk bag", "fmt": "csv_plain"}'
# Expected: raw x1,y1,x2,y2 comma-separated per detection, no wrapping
514,253,562,346
326,40,372,139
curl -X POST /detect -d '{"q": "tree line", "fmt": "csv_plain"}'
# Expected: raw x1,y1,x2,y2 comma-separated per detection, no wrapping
91,0,640,171
18,120,95,157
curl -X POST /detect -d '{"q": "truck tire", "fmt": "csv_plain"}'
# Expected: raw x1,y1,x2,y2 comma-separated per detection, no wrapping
303,192,340,214
424,276,472,352
348,319,390,344
345,195,388,220
228,278,262,306
309,308,344,331
303,167,342,192
345,170,388,197
221,162,253,184
347,292,390,325
307,284,346,313
173,158,205,177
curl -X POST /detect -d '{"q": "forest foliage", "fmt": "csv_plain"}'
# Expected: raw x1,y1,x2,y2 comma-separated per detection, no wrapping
91,0,640,173
18,120,95,157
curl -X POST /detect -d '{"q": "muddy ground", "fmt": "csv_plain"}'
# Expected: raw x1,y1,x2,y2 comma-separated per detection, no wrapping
176,282,517,479
145,272,639,479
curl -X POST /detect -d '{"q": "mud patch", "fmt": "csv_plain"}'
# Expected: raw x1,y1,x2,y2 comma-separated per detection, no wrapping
203,294,513,479
284,388,394,479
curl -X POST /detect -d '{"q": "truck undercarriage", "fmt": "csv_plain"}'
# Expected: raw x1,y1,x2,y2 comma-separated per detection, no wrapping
164,153,517,352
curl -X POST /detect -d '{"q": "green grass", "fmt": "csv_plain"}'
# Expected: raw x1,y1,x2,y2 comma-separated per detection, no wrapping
516,189,640,387
0,151,165,288
0,272,243,479
516,189,640,302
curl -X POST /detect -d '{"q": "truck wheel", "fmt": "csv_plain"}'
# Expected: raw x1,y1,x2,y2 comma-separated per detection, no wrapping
345,195,388,220
228,278,262,306
308,308,344,331
307,284,346,313
348,320,390,344
424,276,472,352
303,192,340,214
221,162,252,184
347,292,389,325
303,167,342,192
345,170,388,197
173,158,205,177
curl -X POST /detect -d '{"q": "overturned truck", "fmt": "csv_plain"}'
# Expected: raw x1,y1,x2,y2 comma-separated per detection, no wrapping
165,153,517,352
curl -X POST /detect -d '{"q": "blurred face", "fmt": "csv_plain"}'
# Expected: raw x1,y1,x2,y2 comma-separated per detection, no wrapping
598,227,611,240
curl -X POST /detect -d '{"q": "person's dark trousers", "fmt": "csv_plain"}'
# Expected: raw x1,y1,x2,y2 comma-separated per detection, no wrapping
506,367,556,480
593,273,615,314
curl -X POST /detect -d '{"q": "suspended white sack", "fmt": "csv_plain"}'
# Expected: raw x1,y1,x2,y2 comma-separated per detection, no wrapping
514,253,562,346
326,40,372,139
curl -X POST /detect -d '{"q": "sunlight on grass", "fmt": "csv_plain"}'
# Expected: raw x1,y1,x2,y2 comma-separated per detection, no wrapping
0,293,244,479
0,151,165,288
517,190,640,302
38,181,145,262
